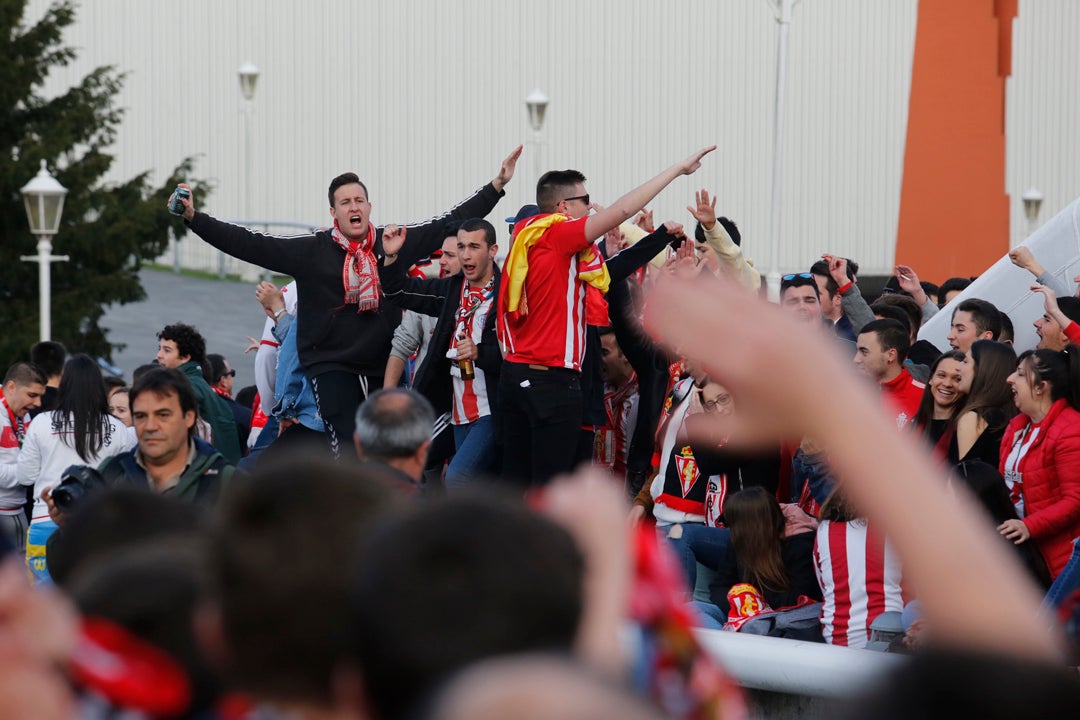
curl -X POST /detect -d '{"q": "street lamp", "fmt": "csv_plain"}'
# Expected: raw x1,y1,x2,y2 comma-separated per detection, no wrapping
20,160,69,342
765,0,803,301
1021,187,1044,237
230,62,260,278
525,88,549,133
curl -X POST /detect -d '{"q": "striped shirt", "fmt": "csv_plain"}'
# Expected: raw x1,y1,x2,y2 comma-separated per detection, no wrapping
498,215,591,370
450,283,495,425
813,519,904,648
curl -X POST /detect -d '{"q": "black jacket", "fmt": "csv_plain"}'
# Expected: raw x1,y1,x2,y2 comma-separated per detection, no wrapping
380,262,502,416
186,183,503,377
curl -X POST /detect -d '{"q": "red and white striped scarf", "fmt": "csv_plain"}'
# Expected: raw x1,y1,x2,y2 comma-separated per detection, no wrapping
330,221,381,312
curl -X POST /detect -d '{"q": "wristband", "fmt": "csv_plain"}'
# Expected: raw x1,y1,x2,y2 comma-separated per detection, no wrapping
837,281,854,294
273,307,286,321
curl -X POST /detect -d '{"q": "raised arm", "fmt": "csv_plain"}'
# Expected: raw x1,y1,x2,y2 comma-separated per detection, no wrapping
583,146,716,243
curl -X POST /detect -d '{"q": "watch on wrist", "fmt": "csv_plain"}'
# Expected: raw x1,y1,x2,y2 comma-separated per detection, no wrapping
273,307,287,321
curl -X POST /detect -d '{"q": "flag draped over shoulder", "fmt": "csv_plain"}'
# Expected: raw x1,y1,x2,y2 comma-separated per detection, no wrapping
501,213,611,321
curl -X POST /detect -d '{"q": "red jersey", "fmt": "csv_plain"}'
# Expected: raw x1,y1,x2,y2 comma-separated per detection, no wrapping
881,367,925,431
497,214,591,369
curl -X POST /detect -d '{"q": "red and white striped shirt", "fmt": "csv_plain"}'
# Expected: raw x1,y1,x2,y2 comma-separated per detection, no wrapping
498,215,591,370
813,519,904,648
450,280,495,425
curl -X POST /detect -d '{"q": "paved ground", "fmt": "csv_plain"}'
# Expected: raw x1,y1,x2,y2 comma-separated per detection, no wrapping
99,268,269,392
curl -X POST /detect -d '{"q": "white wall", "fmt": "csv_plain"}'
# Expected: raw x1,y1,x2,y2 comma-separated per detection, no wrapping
25,1,930,276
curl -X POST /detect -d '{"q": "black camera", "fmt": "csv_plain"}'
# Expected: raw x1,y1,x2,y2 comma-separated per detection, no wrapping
52,465,107,513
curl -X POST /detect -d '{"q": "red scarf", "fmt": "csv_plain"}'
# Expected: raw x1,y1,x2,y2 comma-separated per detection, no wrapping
1,391,25,448
330,220,381,312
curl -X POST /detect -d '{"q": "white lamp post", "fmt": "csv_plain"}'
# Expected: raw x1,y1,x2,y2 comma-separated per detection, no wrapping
1021,187,1043,238
20,160,69,342
231,62,260,278
523,89,549,230
765,0,803,301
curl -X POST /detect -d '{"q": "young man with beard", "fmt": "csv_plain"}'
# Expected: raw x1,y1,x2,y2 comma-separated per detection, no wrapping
175,148,520,457
380,218,503,489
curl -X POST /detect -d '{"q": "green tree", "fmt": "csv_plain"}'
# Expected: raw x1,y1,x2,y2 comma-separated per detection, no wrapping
0,0,206,364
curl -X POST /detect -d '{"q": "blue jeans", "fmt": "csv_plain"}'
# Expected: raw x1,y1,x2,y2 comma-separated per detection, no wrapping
689,600,728,629
659,523,732,602
447,415,496,491
1045,537,1080,609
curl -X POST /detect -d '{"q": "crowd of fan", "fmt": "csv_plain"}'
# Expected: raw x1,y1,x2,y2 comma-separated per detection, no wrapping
1,147,1078,718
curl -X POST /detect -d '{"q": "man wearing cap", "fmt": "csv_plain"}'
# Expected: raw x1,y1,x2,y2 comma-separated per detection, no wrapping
496,146,716,486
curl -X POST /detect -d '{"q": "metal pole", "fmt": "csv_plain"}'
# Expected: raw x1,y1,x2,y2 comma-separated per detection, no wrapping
766,0,793,301
38,238,51,341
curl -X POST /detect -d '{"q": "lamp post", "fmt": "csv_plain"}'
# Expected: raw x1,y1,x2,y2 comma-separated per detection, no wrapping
232,62,260,279
1021,187,1043,238
20,160,69,342
525,88,549,190
765,0,803,301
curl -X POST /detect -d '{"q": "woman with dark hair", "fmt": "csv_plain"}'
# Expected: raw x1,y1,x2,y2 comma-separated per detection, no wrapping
950,340,1017,465
16,354,135,582
998,347,1080,581
913,350,966,454
691,487,820,630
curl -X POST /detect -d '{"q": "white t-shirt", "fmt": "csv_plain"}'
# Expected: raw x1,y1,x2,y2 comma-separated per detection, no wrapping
17,411,136,521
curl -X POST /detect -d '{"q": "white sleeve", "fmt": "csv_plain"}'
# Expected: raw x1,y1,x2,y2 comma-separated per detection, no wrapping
16,417,45,488
255,315,280,417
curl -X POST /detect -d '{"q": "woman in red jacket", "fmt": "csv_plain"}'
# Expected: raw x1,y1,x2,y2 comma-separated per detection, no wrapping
999,346,1080,580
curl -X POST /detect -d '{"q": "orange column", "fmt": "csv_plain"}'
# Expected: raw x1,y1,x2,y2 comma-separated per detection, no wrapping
894,0,1016,282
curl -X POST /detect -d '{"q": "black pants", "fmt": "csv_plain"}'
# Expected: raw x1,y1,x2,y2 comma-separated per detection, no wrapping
309,371,378,459
498,362,583,487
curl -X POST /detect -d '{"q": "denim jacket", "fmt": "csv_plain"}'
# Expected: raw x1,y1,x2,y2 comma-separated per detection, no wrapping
271,314,325,432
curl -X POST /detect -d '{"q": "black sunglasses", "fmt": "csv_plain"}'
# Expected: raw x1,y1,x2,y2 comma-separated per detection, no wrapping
222,369,236,377
561,193,590,206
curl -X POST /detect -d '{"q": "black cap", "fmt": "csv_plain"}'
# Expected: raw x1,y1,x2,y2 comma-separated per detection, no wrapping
505,204,539,226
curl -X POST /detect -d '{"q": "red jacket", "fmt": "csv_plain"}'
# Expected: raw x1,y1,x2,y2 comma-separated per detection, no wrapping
881,368,925,431
998,399,1080,578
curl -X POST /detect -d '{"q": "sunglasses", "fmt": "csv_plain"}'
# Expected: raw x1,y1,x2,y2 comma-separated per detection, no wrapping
782,273,814,282
561,194,590,206
222,369,236,378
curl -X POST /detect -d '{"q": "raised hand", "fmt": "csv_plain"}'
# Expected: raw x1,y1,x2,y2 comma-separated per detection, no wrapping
677,145,717,176
895,264,927,303
255,280,285,316
381,224,407,259
634,208,655,233
1030,284,1070,329
175,182,195,221
1008,246,1045,277
493,145,524,192
822,253,850,288
686,189,717,231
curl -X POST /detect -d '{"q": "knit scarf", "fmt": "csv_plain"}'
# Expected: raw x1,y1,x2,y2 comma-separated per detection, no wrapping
501,213,611,321
330,220,381,312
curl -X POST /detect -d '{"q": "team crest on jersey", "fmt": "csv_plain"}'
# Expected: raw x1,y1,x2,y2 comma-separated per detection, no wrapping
674,445,699,496
896,412,909,431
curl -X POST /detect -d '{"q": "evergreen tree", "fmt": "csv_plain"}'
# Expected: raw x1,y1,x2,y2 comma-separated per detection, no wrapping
0,0,207,363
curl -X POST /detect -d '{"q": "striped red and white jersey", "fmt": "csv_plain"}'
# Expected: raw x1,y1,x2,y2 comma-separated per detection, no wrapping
813,519,904,648
450,283,495,425
498,216,591,369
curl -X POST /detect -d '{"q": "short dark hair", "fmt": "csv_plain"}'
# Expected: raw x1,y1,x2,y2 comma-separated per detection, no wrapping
206,353,230,385
938,276,972,305
999,311,1015,344
328,172,369,207
3,361,46,387
210,457,396,705
103,375,127,393
871,304,914,337
873,294,922,336
351,492,584,720
30,341,66,377
780,273,819,299
354,388,435,461
953,299,1002,340
809,260,839,298
158,323,206,363
458,218,497,247
130,367,198,439
536,169,586,213
1057,297,1080,326
859,318,911,363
